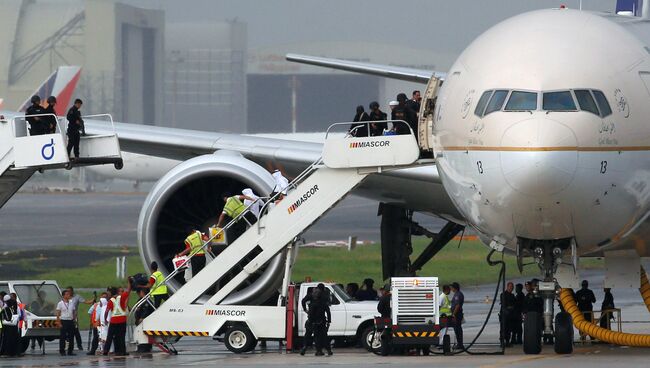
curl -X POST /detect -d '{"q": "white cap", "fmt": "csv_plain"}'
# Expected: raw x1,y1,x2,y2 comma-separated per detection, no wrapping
3,295,10,302
389,100,399,106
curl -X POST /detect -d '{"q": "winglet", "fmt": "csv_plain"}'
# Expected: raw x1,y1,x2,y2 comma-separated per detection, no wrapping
18,66,82,115
285,53,443,84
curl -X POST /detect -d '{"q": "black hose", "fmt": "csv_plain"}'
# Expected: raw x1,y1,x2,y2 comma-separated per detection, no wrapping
434,248,506,355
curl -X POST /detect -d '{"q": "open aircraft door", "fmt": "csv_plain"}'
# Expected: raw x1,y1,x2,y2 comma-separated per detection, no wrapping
417,76,442,153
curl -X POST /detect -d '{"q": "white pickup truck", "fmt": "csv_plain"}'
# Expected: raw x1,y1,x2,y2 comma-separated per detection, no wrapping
212,282,379,353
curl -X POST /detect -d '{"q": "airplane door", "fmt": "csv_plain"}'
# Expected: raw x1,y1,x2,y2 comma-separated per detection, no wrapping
418,76,442,153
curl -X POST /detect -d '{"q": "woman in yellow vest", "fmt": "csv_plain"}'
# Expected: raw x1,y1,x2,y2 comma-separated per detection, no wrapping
146,261,168,307
178,228,209,278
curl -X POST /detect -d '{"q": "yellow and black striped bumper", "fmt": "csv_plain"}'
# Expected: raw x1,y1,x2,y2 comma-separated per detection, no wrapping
31,319,58,328
391,325,440,345
144,330,210,337
393,331,439,338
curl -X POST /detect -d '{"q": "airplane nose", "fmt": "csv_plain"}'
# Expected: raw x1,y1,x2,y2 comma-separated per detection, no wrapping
500,117,578,196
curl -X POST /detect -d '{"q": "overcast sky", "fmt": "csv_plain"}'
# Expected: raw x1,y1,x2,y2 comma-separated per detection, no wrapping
130,0,615,54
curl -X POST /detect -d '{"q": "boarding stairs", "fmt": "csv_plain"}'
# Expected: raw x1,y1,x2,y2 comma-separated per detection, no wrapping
132,121,430,343
0,113,123,208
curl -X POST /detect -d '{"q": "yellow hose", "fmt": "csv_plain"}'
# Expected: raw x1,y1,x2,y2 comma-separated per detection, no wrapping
559,289,650,347
640,268,650,313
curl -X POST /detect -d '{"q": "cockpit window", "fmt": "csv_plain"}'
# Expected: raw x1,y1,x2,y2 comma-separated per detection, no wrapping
592,90,612,117
504,91,537,111
484,90,509,115
474,90,493,117
574,90,599,116
542,91,576,111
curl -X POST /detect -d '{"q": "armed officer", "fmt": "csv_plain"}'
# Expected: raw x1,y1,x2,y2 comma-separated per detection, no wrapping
499,282,516,346
66,99,85,159
25,95,47,135
391,93,418,137
44,96,58,133
308,288,332,356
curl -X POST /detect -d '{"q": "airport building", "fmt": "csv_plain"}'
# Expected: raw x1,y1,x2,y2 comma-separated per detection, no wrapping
0,0,165,125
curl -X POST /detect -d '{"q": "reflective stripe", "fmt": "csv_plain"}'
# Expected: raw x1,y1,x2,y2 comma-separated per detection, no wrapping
186,231,204,255
151,271,168,295
440,294,451,314
223,196,245,218
111,296,127,317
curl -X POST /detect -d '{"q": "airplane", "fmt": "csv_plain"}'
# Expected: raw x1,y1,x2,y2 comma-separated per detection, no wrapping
2,3,650,355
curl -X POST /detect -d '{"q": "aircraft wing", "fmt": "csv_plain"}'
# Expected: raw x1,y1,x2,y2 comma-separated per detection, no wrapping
285,54,444,84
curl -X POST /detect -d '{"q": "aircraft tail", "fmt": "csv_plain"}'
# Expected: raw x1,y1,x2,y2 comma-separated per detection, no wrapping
17,66,82,115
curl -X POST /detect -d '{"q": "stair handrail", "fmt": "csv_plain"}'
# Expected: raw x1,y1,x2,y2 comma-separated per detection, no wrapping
129,196,266,316
325,119,412,139
10,113,66,137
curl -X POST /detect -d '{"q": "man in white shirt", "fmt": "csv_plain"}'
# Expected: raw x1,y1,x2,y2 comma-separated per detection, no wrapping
67,286,93,351
56,290,77,356
242,188,261,224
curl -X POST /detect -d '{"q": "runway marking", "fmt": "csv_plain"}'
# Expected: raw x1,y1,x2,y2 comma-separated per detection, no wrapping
479,354,550,368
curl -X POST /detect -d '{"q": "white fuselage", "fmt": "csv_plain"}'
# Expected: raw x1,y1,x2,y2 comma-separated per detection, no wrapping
433,9,650,256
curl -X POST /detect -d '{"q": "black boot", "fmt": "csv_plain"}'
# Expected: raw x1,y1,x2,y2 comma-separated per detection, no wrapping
299,347,307,356
315,350,324,356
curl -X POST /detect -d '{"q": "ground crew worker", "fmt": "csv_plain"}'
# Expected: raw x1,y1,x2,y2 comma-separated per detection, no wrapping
103,279,132,356
575,280,596,341
499,282,516,347
309,288,332,356
439,284,452,316
368,101,387,136
178,229,209,278
216,192,255,243
513,283,525,344
450,282,464,350
146,261,168,307
66,99,85,159
56,289,76,356
44,96,58,133
25,95,47,135
599,288,615,329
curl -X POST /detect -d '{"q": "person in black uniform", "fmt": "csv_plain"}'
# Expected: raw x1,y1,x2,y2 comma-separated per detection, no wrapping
43,96,58,133
349,105,371,137
450,282,465,350
499,282,516,347
368,101,387,136
25,95,47,135
405,90,422,116
524,281,544,339
512,283,525,344
599,288,615,329
308,288,332,356
66,99,85,159
391,93,418,137
300,284,326,356
377,285,391,318
575,280,596,341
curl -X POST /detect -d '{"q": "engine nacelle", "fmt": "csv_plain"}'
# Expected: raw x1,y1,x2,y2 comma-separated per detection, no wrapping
138,151,286,305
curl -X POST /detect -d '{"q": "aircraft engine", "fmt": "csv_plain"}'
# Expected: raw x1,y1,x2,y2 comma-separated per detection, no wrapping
138,151,285,305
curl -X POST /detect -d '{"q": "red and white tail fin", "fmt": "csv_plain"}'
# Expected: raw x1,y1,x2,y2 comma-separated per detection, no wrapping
17,66,82,115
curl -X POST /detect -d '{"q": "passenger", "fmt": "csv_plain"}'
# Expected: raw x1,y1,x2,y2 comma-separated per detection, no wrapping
356,278,378,301
391,93,418,136
242,188,261,225
512,283,525,344
43,96,58,133
405,90,422,116
1,295,20,357
575,280,596,341
87,293,107,356
368,101,387,136
599,288,615,329
146,261,168,308
97,295,109,353
439,284,452,316
177,228,209,277
271,169,290,203
25,95,47,136
450,282,465,350
56,289,76,356
345,282,359,300
66,99,85,160
499,282,516,347
349,105,371,137
103,279,132,356
67,286,94,351
309,288,332,356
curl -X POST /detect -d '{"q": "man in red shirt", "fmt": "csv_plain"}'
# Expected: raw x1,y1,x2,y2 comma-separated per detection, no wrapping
103,278,132,356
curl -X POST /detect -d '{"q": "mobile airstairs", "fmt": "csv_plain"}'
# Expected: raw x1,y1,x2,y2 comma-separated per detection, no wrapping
0,113,123,208
132,121,432,352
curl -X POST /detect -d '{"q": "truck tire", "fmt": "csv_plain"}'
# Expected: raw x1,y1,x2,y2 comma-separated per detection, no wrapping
360,325,375,351
224,325,256,354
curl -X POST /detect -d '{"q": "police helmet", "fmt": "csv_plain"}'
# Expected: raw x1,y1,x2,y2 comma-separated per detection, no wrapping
396,93,408,103
47,96,57,104
369,101,379,110
31,95,41,104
